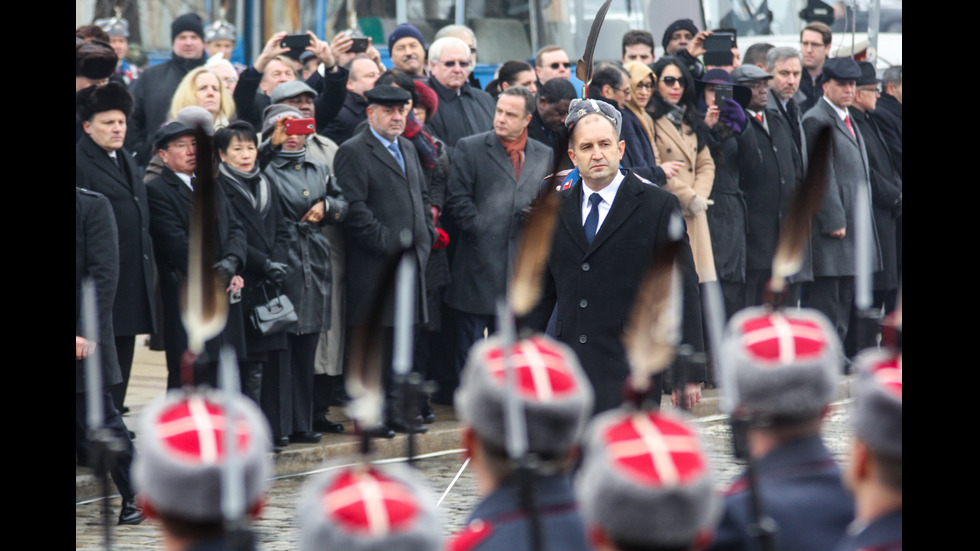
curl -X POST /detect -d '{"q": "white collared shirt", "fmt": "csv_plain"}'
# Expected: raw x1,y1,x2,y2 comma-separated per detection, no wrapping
822,95,850,121
581,169,626,233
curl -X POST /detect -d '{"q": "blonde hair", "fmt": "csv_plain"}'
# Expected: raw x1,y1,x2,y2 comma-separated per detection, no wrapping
169,67,236,128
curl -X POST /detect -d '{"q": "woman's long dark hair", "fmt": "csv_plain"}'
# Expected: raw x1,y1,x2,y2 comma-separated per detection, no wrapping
648,56,709,151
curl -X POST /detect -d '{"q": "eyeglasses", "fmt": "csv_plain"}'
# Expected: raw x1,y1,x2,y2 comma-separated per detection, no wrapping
661,76,685,88
441,60,471,68
635,82,654,91
858,86,881,95
549,61,572,70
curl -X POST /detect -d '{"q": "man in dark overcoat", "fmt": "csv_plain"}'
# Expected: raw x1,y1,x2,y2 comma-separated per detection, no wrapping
444,86,554,376
334,85,436,433
731,65,809,307
424,36,495,155
76,82,156,412
801,58,881,346
146,122,248,390
529,100,705,414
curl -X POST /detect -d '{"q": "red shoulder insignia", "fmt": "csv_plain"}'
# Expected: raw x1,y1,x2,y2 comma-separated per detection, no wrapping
448,518,494,551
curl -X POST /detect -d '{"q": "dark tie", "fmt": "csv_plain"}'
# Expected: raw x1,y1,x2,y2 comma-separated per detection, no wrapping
388,142,405,172
584,193,601,244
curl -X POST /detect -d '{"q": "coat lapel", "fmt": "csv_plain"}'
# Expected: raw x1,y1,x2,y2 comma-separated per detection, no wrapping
486,133,517,181
82,137,133,192
654,117,696,166
559,182,590,254
587,172,639,255
368,131,409,179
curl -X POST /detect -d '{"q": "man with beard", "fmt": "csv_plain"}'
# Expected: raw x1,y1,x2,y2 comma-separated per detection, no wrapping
766,46,806,157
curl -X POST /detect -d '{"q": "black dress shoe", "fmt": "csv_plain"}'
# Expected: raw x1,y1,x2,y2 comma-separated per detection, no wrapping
361,423,396,439
387,416,429,434
420,405,436,425
118,499,145,525
289,431,322,444
273,436,290,450
312,418,346,433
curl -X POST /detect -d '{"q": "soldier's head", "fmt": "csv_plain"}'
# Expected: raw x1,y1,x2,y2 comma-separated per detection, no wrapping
94,15,130,61
845,351,902,501
297,462,443,551
723,307,842,450
77,82,133,153
170,13,206,60
455,333,594,492
577,410,720,551
132,389,273,543
204,19,237,60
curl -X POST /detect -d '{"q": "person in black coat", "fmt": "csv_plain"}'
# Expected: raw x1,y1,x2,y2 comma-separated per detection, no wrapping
75,187,143,525
76,82,156,413
528,101,705,414
334,85,436,433
323,56,380,145
146,122,248,391
423,37,496,155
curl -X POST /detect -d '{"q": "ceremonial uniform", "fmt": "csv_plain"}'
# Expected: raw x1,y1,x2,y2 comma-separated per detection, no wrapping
833,510,902,551
449,475,589,551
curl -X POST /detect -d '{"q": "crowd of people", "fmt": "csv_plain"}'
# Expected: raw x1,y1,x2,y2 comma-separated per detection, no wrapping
76,10,902,550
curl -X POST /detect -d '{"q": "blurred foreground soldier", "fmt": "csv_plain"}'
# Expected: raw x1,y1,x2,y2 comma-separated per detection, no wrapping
76,82,156,413
834,351,902,551
577,410,720,551
129,12,208,165
449,333,594,551
801,57,880,347
709,307,854,551
146,122,248,390
76,187,143,525
529,99,705,413
297,462,443,551
133,390,273,550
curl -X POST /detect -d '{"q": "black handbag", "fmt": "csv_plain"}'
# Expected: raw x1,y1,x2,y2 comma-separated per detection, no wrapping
250,283,297,336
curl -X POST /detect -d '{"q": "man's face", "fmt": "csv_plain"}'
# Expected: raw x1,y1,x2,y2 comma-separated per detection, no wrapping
391,37,426,76
800,30,830,71
537,97,571,131
536,50,571,83
854,83,879,111
281,93,316,118
568,114,625,189
84,109,127,153
745,79,770,111
173,31,205,60
347,58,381,97
109,36,129,60
769,56,802,101
206,39,235,60
431,42,471,92
823,78,856,109
260,58,296,96
887,76,902,104
665,29,694,55
367,102,410,142
602,75,631,110
159,134,197,176
494,94,532,142
623,43,654,66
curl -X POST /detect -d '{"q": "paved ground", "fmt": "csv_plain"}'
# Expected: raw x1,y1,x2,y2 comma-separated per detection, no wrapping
76,339,857,550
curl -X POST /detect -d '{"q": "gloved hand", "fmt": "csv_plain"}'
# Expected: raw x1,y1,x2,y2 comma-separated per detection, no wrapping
686,195,709,217
263,259,288,284
719,98,747,134
213,256,240,282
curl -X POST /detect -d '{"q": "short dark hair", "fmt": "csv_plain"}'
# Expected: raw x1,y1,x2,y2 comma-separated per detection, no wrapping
538,77,577,104
622,29,654,55
535,45,564,67
500,85,534,117
588,63,625,101
375,69,420,106
802,22,832,46
77,24,110,43
881,65,902,89
743,42,774,66
214,120,258,153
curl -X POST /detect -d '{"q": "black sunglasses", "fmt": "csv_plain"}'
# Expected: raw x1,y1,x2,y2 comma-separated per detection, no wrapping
549,61,572,69
661,76,685,87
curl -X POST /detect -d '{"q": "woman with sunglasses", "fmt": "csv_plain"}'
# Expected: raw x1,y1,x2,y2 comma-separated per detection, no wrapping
649,56,717,283
621,62,686,186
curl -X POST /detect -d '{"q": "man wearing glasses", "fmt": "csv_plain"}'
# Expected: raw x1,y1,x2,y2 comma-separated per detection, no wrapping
535,45,572,84
799,22,833,113
425,36,496,152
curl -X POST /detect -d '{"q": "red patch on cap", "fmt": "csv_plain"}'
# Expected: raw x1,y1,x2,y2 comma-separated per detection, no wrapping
156,396,251,464
870,355,902,400
740,313,827,364
485,336,577,400
323,469,419,536
603,413,706,486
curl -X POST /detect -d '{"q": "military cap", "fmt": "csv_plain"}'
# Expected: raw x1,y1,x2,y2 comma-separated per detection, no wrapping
852,350,902,459
455,333,594,457
94,16,129,38
204,19,236,43
77,81,133,120
132,389,273,521
730,64,773,83
565,98,622,136
577,409,719,548
365,84,413,106
270,80,317,104
297,462,443,551
723,307,841,419
821,57,862,82
153,121,196,151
